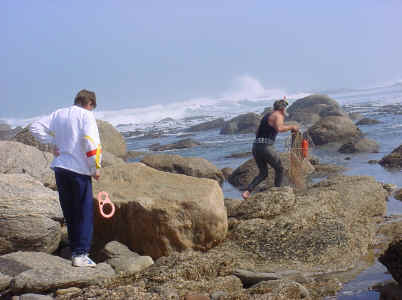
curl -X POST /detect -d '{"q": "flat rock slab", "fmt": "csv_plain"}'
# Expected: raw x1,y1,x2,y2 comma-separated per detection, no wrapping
0,252,115,293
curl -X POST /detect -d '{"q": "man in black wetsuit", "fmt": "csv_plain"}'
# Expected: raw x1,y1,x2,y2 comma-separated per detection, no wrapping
242,97,299,200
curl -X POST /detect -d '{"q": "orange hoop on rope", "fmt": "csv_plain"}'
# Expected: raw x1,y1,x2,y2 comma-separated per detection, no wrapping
97,191,115,218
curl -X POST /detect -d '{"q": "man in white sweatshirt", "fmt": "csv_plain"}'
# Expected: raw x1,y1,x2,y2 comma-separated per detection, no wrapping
30,89,102,267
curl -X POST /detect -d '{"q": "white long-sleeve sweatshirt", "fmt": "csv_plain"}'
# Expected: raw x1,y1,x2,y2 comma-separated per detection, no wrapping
30,105,102,176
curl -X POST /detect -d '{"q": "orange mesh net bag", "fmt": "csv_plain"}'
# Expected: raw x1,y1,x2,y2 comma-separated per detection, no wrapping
287,131,314,190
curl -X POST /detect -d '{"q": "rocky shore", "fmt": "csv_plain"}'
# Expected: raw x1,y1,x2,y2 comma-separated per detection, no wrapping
1,94,401,300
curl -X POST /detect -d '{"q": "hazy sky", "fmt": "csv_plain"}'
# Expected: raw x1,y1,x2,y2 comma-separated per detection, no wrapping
1,1,402,118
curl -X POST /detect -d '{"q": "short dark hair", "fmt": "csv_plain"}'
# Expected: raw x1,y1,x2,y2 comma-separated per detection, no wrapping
74,89,97,108
273,99,288,111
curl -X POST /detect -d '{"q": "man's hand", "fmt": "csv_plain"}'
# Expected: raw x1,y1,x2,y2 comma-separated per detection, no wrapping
93,169,101,181
53,146,60,157
291,124,300,132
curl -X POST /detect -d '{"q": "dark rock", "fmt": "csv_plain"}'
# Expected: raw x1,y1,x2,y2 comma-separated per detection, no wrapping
393,189,402,201
379,145,402,168
149,138,201,151
379,239,402,285
220,113,261,135
221,167,233,180
224,152,252,159
348,112,364,121
187,118,225,132
228,153,315,191
356,117,381,125
233,269,279,287
368,160,379,164
338,138,380,153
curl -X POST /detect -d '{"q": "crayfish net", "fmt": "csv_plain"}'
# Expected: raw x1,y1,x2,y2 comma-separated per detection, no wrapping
285,131,315,190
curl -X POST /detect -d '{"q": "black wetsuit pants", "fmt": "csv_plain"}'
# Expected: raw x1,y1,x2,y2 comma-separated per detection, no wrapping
247,142,283,192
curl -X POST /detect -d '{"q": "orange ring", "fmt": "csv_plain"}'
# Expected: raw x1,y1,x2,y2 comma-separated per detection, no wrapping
97,191,115,218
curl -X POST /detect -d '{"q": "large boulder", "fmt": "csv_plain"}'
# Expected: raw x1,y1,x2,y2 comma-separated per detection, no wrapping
0,174,62,255
92,163,227,259
307,116,363,146
287,94,346,125
379,144,402,168
220,113,261,135
228,153,315,191
0,251,115,293
97,120,127,159
338,138,380,153
141,154,225,185
222,175,388,272
0,141,55,188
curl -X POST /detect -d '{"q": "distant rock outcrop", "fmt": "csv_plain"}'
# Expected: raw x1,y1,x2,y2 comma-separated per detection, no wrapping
287,94,346,125
186,118,225,132
149,138,201,151
220,113,261,135
356,118,381,125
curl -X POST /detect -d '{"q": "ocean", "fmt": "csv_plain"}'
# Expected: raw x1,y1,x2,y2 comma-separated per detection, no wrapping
5,80,402,298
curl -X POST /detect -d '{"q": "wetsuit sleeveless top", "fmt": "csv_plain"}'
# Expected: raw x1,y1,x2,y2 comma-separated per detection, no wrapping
256,113,278,142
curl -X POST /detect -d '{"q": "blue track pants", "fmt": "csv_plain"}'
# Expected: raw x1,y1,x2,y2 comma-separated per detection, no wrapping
54,167,93,257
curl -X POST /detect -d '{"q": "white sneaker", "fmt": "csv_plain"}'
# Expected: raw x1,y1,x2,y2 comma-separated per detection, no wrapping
72,254,96,267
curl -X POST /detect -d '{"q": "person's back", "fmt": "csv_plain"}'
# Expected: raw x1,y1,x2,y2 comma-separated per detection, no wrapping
49,105,99,176
256,112,278,143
